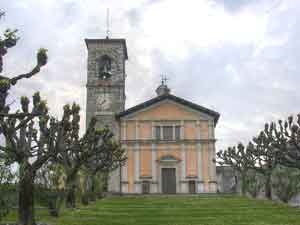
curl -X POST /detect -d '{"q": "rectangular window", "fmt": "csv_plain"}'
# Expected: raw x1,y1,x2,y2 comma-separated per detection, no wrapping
163,126,173,140
175,126,181,140
155,126,161,140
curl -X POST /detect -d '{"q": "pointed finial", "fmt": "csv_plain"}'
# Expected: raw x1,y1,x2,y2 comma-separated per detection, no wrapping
161,74,169,85
106,8,110,39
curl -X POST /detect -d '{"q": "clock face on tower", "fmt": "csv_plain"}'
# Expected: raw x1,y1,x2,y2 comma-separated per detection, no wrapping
96,93,111,112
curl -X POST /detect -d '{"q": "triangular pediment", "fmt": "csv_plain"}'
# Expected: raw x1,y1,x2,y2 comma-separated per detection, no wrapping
117,94,220,123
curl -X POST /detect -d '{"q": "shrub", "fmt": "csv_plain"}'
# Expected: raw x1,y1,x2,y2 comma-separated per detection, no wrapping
35,187,64,217
0,194,9,221
245,170,264,198
272,166,300,203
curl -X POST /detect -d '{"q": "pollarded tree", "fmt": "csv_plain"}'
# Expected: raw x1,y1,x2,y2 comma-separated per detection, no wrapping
0,93,56,225
0,158,15,185
247,128,281,200
259,115,300,201
272,165,300,203
54,104,126,208
0,11,49,224
0,96,102,224
216,143,256,195
83,127,126,202
271,115,300,169
0,158,14,222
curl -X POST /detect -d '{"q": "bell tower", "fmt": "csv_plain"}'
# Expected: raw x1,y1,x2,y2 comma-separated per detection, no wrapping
85,38,128,135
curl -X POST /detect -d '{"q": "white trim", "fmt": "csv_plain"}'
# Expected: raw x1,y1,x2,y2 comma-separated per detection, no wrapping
134,144,140,193
121,99,215,121
196,120,201,139
152,122,155,139
197,143,202,181
208,143,216,182
208,120,214,139
181,120,185,139
122,145,128,182
151,144,157,193
181,144,186,179
209,143,216,181
121,147,128,194
122,121,127,140
135,120,139,139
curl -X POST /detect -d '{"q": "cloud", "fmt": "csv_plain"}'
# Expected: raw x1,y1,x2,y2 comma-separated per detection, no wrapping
1,0,300,149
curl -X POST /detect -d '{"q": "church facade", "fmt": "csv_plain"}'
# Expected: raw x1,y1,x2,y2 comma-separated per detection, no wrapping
85,38,220,194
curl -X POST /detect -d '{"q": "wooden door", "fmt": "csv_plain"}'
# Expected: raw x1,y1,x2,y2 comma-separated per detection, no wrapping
162,168,176,194
142,181,150,194
188,180,196,194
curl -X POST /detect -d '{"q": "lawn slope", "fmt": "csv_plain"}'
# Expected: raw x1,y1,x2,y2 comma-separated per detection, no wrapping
4,195,300,225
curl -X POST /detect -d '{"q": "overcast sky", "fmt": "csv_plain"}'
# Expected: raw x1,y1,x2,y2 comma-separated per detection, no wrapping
1,0,299,150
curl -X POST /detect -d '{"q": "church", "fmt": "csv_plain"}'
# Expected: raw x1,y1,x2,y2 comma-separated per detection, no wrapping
85,37,220,194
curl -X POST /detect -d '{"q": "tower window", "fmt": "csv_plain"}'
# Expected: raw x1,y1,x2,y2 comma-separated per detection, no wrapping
97,55,112,79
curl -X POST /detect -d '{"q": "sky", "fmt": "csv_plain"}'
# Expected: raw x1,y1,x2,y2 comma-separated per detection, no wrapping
1,0,299,150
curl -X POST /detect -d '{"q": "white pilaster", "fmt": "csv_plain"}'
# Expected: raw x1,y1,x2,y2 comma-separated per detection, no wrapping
181,143,187,193
197,143,202,180
181,120,185,139
208,120,214,139
197,143,203,193
122,121,127,140
121,145,128,182
135,120,139,139
152,122,155,139
181,144,186,179
172,124,175,140
151,143,157,193
121,162,128,194
134,144,140,193
196,120,201,139
208,143,217,192
210,143,216,180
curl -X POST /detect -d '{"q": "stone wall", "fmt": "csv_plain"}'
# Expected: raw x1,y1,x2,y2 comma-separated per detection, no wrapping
85,39,127,193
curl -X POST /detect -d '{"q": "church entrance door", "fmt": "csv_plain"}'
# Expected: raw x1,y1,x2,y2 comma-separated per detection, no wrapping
162,168,176,194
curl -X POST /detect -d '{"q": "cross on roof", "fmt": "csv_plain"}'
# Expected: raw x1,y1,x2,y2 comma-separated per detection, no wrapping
161,75,169,85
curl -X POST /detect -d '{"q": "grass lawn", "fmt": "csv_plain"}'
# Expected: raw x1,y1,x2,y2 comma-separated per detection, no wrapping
3,195,300,225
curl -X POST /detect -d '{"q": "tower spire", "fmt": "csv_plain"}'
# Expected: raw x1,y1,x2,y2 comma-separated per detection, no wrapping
161,74,168,85
106,8,110,39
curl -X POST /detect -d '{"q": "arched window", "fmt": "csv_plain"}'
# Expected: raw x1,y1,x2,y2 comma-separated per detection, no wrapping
97,55,112,79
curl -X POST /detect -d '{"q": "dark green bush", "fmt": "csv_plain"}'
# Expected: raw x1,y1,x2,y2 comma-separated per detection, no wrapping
35,187,64,217
0,184,16,221
81,193,89,206
0,194,9,221
272,166,300,203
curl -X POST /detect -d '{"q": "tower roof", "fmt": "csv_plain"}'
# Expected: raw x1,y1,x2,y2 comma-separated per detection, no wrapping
84,38,128,60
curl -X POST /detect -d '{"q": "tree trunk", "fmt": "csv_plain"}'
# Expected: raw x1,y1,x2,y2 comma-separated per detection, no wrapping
240,171,247,196
65,171,77,208
18,165,35,225
265,174,272,200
